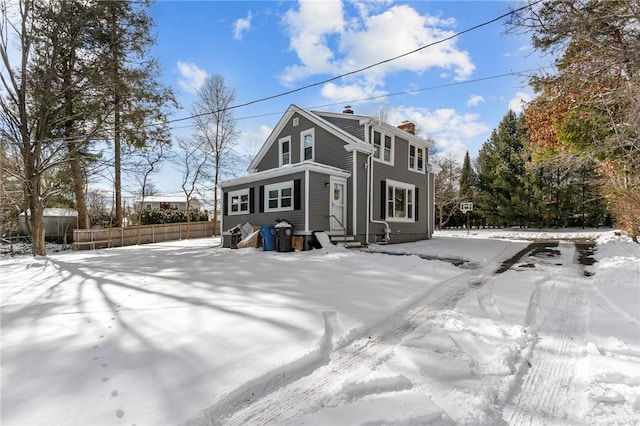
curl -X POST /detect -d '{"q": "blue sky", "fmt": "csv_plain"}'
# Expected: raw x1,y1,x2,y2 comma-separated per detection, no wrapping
145,0,548,195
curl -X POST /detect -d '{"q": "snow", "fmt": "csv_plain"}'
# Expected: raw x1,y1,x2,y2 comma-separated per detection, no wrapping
1,229,638,425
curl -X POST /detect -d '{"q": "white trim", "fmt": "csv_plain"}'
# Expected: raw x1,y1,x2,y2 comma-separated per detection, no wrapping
329,176,347,232
408,143,426,174
228,188,250,216
352,151,357,236
249,105,370,172
300,127,315,162
264,181,294,213
278,136,291,167
304,169,310,232
371,128,394,165
385,179,416,223
220,161,350,188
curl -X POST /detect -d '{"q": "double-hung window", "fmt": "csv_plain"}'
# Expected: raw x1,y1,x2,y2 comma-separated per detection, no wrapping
372,129,393,164
265,181,293,212
408,143,425,173
386,179,415,222
301,128,314,161
279,136,291,167
229,189,250,215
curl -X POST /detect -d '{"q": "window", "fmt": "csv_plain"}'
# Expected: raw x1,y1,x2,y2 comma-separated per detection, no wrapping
300,128,314,161
386,180,415,222
146,204,151,210
292,117,299,127
408,144,425,173
371,129,393,164
279,136,291,167
229,189,250,215
264,181,294,212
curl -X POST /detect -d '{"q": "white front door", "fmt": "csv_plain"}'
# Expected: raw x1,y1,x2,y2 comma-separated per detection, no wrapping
329,176,347,232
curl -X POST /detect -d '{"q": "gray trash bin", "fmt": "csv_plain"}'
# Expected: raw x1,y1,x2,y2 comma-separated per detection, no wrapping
274,220,294,252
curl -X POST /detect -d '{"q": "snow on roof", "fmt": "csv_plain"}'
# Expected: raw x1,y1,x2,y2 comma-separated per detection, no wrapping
139,196,198,203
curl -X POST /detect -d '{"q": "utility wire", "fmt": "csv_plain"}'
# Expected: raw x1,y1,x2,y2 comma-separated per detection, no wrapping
163,66,551,132
151,0,544,128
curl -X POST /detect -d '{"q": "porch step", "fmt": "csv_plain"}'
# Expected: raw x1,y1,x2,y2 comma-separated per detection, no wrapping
328,235,355,242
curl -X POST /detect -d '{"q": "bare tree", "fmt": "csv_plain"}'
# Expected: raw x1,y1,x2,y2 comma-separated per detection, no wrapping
192,75,239,234
175,137,211,239
125,141,169,243
432,154,462,229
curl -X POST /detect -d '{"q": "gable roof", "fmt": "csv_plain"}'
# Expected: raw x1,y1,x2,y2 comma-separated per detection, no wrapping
314,110,433,148
248,104,374,172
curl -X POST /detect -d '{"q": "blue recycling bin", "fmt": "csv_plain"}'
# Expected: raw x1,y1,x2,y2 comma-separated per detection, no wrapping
260,225,276,251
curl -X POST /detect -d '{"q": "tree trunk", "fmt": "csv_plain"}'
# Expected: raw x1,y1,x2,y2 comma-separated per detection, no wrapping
63,57,89,229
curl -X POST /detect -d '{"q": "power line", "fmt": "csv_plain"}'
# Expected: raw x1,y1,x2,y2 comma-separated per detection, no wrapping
152,0,544,128
164,66,551,133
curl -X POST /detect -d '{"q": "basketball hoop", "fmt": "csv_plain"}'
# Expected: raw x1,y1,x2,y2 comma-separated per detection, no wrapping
460,202,473,214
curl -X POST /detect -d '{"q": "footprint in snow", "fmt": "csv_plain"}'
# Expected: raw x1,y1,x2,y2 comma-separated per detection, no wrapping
115,409,124,419
102,377,109,382
111,390,119,397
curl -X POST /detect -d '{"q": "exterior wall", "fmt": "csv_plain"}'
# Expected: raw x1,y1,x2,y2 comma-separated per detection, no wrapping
255,112,353,173
369,131,430,243
307,171,333,232
222,172,306,231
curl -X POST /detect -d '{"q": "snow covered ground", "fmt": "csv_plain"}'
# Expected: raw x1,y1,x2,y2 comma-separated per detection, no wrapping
1,229,638,425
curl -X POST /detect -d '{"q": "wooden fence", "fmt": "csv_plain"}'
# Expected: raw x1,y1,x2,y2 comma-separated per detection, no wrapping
72,221,219,250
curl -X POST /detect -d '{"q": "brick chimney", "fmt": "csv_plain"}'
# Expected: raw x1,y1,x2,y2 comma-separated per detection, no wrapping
397,120,415,135
342,105,354,114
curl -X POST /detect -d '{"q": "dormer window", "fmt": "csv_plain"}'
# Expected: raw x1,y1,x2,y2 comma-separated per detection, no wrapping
301,128,314,161
279,136,291,167
372,129,393,165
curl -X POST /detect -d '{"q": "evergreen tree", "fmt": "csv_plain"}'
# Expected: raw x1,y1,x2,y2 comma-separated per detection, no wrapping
458,151,476,201
476,111,533,226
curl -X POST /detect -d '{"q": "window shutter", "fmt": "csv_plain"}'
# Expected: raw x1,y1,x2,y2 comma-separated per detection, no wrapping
380,180,386,219
223,192,228,216
259,186,264,213
249,188,255,213
415,188,419,221
294,179,301,210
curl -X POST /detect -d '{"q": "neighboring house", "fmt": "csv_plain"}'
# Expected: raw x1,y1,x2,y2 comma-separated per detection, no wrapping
219,104,436,247
138,196,201,212
18,208,78,243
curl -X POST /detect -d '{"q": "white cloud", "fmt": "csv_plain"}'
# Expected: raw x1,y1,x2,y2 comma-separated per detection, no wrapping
385,106,489,160
466,95,485,107
280,2,475,87
176,61,208,94
508,91,533,113
233,12,252,41
320,81,387,103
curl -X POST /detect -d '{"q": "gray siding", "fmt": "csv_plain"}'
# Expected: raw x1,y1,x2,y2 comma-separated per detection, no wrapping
307,172,332,231
255,112,353,173
222,172,306,231
369,132,430,242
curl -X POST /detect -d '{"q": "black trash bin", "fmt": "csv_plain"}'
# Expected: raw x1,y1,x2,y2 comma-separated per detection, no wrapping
274,220,294,252
229,225,242,249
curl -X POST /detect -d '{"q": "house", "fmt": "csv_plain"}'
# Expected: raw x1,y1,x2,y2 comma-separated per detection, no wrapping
138,196,201,212
18,208,78,244
219,104,436,248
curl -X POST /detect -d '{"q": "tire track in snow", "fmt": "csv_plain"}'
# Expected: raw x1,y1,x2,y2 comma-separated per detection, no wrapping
223,283,480,425
203,244,543,425
505,243,589,426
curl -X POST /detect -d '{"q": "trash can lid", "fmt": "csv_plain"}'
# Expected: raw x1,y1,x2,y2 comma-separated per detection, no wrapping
274,221,292,228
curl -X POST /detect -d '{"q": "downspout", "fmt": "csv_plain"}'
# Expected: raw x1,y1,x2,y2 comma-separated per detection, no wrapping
365,120,391,244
